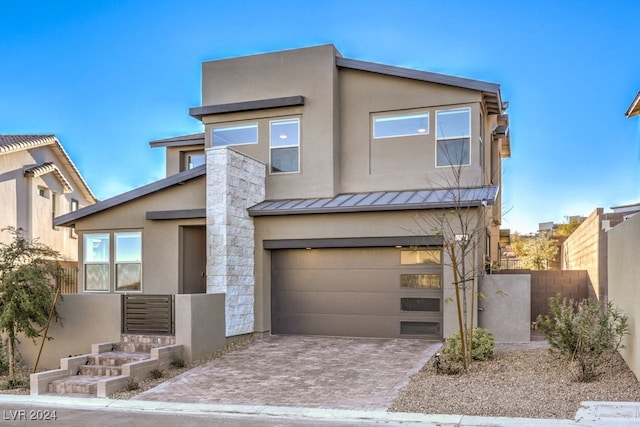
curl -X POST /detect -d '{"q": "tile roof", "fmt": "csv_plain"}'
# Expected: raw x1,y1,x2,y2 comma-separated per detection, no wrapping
23,162,73,193
248,186,499,216
0,135,97,203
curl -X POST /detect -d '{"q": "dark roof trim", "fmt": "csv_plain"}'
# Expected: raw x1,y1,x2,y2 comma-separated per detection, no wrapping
249,186,498,217
54,164,206,227
626,91,640,118
146,209,206,220
189,95,305,120
149,133,205,148
263,235,443,250
336,57,504,114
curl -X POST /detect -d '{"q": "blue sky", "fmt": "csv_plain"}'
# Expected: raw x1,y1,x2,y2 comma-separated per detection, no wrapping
1,0,639,234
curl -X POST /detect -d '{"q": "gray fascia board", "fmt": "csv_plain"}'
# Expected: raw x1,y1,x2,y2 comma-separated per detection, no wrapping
149,133,205,148
54,165,206,227
263,235,443,250
336,57,501,94
146,209,206,220
189,96,305,120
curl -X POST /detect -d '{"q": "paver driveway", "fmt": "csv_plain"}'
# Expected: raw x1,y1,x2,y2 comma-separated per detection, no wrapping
134,335,440,410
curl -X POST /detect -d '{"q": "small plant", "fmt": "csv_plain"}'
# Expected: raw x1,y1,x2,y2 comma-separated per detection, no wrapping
442,327,495,363
126,376,139,391
1,378,28,390
536,295,629,382
149,368,163,379
170,357,185,369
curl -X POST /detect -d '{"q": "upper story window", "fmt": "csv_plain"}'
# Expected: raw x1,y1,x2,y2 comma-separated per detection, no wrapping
212,124,258,147
184,151,205,170
270,118,300,173
373,112,429,139
436,108,471,167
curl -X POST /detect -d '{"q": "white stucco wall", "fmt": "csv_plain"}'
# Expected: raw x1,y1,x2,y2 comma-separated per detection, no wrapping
206,147,266,336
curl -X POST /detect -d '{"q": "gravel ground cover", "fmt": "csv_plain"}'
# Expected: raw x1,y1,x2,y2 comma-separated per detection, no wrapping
388,342,640,419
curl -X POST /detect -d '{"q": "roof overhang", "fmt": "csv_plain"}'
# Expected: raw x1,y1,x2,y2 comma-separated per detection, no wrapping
54,164,206,227
189,96,305,121
149,133,205,148
626,92,640,118
336,57,506,115
24,162,73,193
249,186,499,217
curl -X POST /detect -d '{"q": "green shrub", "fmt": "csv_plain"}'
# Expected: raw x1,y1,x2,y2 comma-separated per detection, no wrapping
149,368,163,379
536,295,629,382
442,327,495,363
126,376,140,391
170,357,185,369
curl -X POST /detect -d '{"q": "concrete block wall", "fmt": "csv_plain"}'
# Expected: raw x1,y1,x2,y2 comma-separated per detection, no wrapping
206,147,266,336
529,270,588,322
562,208,624,302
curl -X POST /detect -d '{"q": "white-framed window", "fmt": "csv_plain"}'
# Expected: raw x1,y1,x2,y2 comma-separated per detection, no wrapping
37,187,49,198
84,233,110,292
373,112,429,139
270,118,300,173
212,124,258,147
83,231,142,292
436,108,471,167
115,232,142,292
70,199,79,238
51,191,58,230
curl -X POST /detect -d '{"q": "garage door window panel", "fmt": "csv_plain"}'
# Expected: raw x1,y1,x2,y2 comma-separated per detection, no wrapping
401,298,440,312
400,249,441,265
400,273,441,288
401,321,440,336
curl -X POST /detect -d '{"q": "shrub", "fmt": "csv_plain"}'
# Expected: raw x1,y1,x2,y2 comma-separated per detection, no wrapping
536,295,629,382
126,376,140,391
442,327,495,363
170,357,185,369
149,368,163,379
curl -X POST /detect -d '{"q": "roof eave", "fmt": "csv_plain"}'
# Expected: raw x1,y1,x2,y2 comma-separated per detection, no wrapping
626,92,640,118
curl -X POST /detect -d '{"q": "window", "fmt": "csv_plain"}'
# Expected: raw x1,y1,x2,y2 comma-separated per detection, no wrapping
270,118,299,173
51,192,58,229
401,298,440,312
187,153,205,169
37,187,48,198
373,112,429,138
84,233,110,291
212,124,258,147
436,108,471,166
400,249,441,265
70,199,79,238
400,274,441,288
115,232,142,292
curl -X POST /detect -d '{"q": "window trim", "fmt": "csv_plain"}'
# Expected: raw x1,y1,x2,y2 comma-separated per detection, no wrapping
83,233,111,293
114,231,143,293
212,123,258,147
373,112,429,139
269,117,300,174
435,107,471,167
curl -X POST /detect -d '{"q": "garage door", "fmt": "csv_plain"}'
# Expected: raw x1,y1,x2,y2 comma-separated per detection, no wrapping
271,247,442,339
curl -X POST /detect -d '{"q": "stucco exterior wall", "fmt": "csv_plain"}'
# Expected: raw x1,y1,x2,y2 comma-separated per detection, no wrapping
562,208,624,302
479,274,530,343
608,213,640,380
207,148,265,336
73,176,205,294
175,293,226,362
0,146,94,260
18,294,121,370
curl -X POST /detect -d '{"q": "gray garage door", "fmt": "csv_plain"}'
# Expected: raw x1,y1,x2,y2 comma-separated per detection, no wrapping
271,247,442,339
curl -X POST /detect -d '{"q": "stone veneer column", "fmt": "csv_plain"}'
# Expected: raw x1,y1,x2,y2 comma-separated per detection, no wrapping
206,147,266,336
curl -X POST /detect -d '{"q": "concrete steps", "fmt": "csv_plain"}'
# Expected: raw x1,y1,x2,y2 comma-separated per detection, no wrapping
31,334,183,398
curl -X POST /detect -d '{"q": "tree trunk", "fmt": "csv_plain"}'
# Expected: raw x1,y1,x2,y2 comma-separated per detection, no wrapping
6,329,15,381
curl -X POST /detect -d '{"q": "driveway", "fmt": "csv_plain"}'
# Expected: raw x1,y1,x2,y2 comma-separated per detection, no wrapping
134,335,440,410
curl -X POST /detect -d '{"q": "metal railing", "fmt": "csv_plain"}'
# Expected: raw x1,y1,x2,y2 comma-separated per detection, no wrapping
121,294,175,335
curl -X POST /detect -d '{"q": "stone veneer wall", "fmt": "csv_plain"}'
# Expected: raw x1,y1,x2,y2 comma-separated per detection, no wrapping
206,148,266,336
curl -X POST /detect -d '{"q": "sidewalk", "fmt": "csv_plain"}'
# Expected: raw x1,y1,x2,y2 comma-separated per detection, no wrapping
1,395,639,426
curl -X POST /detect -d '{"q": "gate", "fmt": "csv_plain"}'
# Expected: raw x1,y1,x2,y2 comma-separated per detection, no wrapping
121,294,175,335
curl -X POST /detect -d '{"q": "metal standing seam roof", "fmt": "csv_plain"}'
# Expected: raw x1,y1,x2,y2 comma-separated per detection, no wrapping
248,186,499,216
0,135,97,203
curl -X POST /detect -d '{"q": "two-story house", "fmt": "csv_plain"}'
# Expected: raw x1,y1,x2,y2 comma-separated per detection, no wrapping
0,135,96,261
55,44,511,342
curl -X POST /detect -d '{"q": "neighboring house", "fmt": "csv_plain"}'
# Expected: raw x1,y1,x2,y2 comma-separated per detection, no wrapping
54,44,511,341
0,135,96,260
